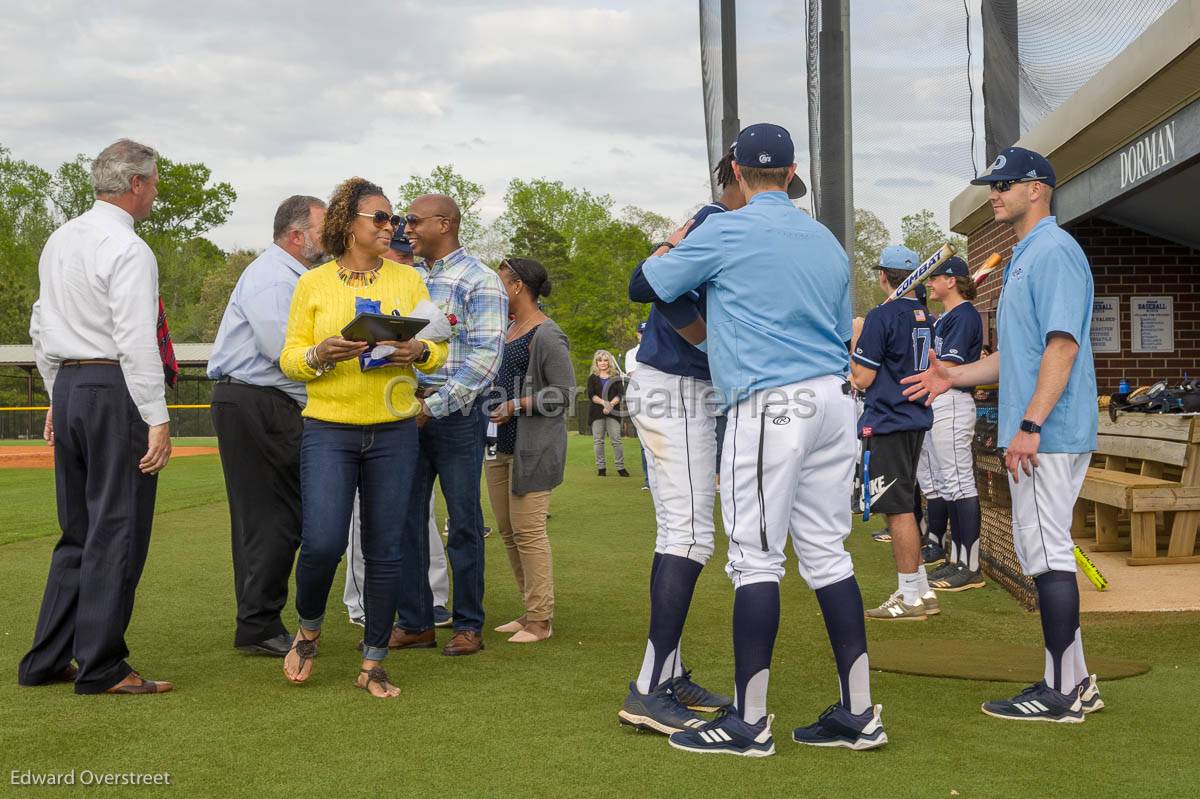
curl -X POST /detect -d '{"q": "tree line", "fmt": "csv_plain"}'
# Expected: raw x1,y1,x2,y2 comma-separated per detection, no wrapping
1,142,961,405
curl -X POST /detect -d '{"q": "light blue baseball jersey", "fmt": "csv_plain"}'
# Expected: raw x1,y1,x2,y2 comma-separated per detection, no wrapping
996,216,1098,453
642,191,852,408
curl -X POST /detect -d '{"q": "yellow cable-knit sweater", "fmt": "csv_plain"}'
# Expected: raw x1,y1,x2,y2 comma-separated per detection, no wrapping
280,259,448,424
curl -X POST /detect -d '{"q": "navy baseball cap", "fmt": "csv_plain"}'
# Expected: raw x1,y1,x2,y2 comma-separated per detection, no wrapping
929,255,969,278
878,245,920,271
636,321,648,333
971,147,1056,188
732,123,807,199
389,229,413,254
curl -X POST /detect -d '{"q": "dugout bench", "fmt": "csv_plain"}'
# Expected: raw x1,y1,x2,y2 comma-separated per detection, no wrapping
1072,413,1200,566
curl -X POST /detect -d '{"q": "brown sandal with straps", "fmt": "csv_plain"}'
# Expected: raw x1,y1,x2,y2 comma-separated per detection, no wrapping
357,666,400,698
284,633,319,683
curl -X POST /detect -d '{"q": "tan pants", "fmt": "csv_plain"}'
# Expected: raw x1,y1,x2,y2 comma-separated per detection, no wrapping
484,453,555,621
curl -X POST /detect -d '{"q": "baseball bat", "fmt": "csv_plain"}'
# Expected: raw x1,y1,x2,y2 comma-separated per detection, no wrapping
972,252,1003,286
1074,545,1109,591
861,427,873,522
883,243,956,304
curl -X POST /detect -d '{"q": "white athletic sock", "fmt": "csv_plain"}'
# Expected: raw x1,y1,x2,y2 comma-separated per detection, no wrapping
846,652,871,715
635,642,657,694
1071,629,1089,689
898,572,922,605
916,564,930,595
740,669,770,725
671,645,684,679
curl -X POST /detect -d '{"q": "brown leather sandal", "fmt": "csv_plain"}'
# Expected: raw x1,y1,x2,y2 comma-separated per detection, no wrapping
104,672,173,694
358,666,398,697
285,633,320,682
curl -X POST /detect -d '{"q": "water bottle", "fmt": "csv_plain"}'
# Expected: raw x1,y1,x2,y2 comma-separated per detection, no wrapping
1118,378,1129,394
485,421,498,461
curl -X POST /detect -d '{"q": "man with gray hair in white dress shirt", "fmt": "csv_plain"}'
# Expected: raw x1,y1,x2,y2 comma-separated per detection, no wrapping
19,138,174,695
208,194,327,657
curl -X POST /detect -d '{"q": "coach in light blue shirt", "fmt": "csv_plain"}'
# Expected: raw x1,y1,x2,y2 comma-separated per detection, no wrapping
209,195,326,657
632,163,851,409
996,215,1098,452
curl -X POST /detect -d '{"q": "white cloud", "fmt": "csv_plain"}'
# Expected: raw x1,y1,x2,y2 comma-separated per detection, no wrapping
1,0,991,250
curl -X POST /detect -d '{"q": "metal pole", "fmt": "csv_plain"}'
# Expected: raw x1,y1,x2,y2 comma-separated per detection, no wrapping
983,0,1019,162
818,0,853,259
720,0,740,151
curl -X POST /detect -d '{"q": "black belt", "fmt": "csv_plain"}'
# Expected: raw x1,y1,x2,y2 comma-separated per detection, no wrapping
215,377,302,408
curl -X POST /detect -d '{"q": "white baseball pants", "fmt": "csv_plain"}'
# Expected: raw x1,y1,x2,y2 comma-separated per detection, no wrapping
721,376,857,590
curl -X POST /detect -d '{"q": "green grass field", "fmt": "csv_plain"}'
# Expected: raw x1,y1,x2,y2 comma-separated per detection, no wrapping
1,436,1196,798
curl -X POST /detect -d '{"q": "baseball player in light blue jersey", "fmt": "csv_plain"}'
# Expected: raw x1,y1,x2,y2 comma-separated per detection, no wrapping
905,147,1102,723
633,123,886,756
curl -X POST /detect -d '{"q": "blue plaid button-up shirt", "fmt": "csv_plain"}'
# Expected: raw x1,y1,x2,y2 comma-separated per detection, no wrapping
417,248,507,418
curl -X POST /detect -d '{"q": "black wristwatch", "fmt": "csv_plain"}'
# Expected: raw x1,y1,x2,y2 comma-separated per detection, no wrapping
415,342,431,365
1019,419,1042,435
651,241,675,254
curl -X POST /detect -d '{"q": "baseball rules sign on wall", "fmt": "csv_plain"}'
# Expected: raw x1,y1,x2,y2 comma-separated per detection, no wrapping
1130,296,1173,353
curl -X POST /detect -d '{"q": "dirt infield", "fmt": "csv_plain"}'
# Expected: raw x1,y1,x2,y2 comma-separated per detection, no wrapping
0,446,219,469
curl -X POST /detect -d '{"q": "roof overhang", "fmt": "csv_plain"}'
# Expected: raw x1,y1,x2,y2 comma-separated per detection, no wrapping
950,0,1200,237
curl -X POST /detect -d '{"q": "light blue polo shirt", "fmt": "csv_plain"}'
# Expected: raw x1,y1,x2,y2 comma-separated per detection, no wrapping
642,191,851,408
996,216,1098,452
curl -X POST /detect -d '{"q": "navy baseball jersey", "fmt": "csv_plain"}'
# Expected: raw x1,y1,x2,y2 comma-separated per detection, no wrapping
933,301,982,365
633,202,727,381
854,297,934,435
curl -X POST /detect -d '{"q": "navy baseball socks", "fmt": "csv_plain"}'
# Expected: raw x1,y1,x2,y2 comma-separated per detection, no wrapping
982,571,1094,722
669,581,778,756
932,497,986,591
670,578,886,756
621,555,730,734
793,576,888,749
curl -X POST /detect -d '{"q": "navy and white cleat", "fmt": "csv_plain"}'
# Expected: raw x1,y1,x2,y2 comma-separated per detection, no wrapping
618,682,706,736
669,670,733,713
668,712,776,758
792,703,888,750
981,682,1085,723
1076,673,1104,714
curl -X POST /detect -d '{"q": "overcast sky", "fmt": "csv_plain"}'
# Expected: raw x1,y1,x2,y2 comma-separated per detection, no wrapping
2,0,989,250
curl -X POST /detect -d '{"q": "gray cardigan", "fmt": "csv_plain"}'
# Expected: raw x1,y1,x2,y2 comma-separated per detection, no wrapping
509,319,575,496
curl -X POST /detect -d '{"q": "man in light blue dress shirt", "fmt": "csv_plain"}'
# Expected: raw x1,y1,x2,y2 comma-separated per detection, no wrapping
208,195,326,657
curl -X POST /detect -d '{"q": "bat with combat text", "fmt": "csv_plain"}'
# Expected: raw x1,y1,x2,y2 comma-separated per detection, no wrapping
883,243,957,303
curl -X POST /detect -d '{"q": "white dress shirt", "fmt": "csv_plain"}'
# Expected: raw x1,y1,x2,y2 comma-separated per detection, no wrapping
30,200,168,426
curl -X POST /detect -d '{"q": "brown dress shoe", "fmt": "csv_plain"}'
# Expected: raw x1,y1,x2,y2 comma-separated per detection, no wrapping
388,627,436,649
442,630,485,656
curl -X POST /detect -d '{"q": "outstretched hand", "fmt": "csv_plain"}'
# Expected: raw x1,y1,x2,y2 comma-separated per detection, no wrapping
900,348,953,406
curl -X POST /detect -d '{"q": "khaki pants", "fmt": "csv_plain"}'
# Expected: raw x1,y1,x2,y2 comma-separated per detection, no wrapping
484,453,555,621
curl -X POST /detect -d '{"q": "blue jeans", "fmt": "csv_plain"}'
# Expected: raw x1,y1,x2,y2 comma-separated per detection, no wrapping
399,401,487,633
296,419,417,661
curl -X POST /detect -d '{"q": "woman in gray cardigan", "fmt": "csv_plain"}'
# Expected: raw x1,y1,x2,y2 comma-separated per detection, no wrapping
485,258,575,643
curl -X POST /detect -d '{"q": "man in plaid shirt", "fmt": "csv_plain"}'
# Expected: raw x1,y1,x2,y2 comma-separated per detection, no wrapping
395,193,506,656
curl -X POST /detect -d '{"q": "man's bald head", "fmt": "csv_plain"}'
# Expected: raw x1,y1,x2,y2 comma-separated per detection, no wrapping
406,193,463,261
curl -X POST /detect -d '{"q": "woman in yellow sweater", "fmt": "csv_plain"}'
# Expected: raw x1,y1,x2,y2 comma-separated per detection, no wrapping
279,177,447,699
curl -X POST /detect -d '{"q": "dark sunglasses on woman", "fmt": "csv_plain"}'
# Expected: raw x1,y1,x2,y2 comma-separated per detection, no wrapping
357,211,403,229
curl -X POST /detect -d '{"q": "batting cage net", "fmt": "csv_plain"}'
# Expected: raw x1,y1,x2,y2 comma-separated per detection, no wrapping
1001,0,1178,136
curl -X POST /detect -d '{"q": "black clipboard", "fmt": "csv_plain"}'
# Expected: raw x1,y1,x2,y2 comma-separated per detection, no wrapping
340,313,428,345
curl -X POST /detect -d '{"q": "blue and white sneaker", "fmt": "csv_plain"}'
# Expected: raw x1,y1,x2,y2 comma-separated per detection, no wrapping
669,670,733,713
981,682,1084,723
792,703,888,750
1076,673,1104,714
668,711,776,758
618,682,706,736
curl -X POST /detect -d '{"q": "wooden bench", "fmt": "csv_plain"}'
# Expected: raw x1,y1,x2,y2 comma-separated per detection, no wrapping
1073,413,1200,565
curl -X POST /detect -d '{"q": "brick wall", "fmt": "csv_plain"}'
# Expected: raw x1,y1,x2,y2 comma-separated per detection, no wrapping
964,216,1200,392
